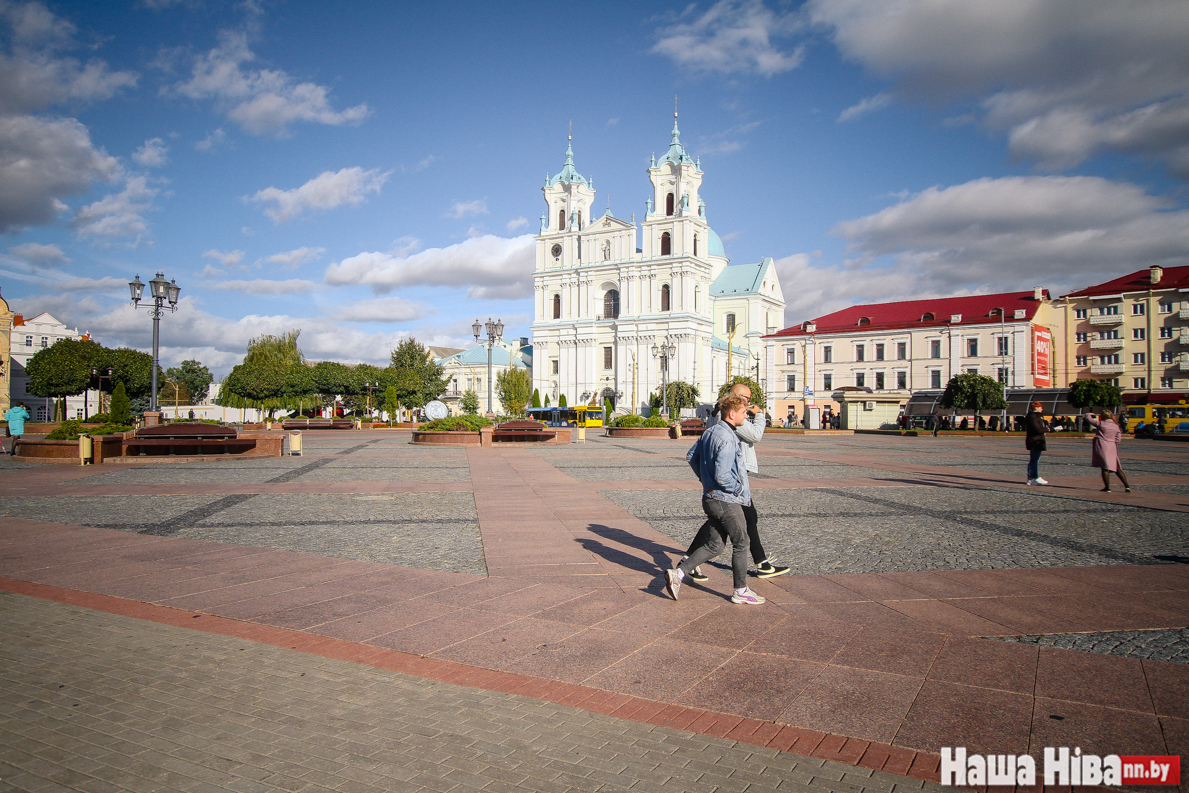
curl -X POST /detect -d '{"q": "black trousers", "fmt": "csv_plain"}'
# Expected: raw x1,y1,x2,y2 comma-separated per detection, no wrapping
685,501,767,565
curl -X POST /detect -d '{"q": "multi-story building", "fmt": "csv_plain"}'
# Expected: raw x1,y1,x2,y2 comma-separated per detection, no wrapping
763,289,1063,423
8,312,102,422
529,116,783,414
1056,265,1189,405
435,339,532,415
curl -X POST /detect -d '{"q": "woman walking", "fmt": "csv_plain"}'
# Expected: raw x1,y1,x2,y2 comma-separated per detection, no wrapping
1025,401,1048,485
1087,410,1131,493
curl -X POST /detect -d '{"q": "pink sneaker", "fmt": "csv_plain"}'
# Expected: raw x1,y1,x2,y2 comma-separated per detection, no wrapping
731,588,765,605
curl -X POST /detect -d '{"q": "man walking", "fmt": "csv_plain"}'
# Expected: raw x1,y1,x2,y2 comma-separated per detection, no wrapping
666,393,765,605
678,383,789,581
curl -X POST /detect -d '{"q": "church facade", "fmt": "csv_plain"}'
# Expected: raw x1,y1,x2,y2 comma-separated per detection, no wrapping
529,116,786,413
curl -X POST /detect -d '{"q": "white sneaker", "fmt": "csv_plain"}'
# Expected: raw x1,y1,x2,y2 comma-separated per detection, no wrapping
1034,477,1049,485
1026,479,1036,485
731,588,765,605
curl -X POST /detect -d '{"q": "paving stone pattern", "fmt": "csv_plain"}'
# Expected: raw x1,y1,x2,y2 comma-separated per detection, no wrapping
0,591,942,793
992,628,1189,664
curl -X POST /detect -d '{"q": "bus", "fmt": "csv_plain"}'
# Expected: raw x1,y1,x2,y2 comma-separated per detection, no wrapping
1124,403,1189,433
525,406,605,427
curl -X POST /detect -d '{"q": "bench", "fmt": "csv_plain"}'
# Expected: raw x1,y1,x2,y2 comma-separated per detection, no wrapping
125,423,257,456
280,417,354,430
678,419,707,436
491,420,557,443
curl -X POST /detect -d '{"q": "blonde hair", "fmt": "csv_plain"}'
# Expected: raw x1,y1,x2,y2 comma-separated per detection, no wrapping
719,393,750,415
1099,409,1114,421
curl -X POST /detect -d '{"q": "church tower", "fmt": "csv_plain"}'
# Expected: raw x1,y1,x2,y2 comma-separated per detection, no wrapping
536,134,596,270
640,112,714,274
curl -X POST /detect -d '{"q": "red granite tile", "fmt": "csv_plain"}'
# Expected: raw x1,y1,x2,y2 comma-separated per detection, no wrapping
893,679,1033,755
940,595,1072,635
665,603,777,651
1044,564,1189,593
882,598,1015,636
430,616,580,669
532,589,639,626
831,625,947,677
824,573,932,601
936,569,1053,597
678,652,824,722
927,636,1039,695
504,627,652,685
769,575,872,602
368,608,518,656
1030,698,1166,757
1035,646,1153,712
778,665,924,744
584,636,737,701
745,615,862,663
1142,659,1189,720
472,583,595,615
309,600,461,642
814,600,943,632
590,596,720,636
1159,715,1189,759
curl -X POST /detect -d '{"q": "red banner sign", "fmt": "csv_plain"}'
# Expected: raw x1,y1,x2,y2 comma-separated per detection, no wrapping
1034,326,1052,387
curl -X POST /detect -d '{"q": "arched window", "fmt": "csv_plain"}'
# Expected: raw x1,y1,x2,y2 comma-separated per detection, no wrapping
693,235,698,257
552,294,561,319
921,312,934,322
603,289,620,319
858,317,871,325
661,284,670,312
660,232,671,256
666,193,674,216
558,210,565,230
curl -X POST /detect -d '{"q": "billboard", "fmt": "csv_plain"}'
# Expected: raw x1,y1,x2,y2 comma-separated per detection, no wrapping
1033,326,1052,387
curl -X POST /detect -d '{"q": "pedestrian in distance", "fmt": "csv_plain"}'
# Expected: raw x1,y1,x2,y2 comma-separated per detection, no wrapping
1087,410,1131,493
1025,401,1049,485
4,402,29,456
676,383,790,583
667,392,766,605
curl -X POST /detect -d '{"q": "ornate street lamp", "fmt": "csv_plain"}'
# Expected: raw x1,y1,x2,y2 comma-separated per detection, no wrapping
129,272,180,413
474,317,504,414
651,337,677,417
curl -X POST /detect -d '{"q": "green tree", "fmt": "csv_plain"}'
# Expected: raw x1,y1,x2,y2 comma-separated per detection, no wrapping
604,397,614,421
495,367,532,418
1068,379,1123,411
663,381,700,412
940,373,1008,412
559,393,567,408
281,363,317,414
245,330,304,368
26,338,103,403
388,338,450,408
382,385,401,422
543,394,550,408
105,347,157,398
109,382,131,425
532,388,541,408
166,360,213,404
716,376,764,406
460,389,479,415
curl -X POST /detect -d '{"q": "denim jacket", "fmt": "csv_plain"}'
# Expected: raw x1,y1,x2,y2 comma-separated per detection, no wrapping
686,421,750,505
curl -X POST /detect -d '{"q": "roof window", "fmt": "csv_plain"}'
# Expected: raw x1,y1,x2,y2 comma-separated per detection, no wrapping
857,317,870,325
921,312,934,321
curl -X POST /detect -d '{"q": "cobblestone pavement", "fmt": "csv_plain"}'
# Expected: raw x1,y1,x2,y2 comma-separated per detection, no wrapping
0,591,942,793
990,628,1189,664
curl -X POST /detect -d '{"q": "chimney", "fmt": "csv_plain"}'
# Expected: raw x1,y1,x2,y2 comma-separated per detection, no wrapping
1151,266,1163,284
1033,286,1044,301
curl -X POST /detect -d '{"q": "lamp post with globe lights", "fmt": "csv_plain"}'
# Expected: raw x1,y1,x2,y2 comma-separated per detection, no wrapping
128,273,180,414
651,337,676,418
473,317,503,415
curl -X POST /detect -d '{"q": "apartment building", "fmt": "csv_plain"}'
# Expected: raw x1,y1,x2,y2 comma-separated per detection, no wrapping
763,289,1063,422
1056,265,1189,405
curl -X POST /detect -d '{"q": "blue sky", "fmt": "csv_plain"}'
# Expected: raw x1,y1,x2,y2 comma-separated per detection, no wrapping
2,0,1188,375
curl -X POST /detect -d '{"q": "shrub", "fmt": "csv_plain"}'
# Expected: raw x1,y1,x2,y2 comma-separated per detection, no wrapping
86,412,110,423
643,415,670,428
109,382,131,425
420,415,492,431
610,414,645,427
46,419,83,440
91,423,134,435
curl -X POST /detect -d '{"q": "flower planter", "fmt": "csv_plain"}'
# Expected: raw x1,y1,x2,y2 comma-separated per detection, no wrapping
411,430,481,445
604,426,673,439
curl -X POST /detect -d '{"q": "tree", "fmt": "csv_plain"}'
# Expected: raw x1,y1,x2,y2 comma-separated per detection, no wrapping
245,330,304,368
109,382,131,425
389,338,450,409
26,339,103,402
604,397,614,421
460,390,479,415
532,388,541,408
716,376,764,406
559,393,567,408
940,373,1008,412
1068,379,1122,411
281,363,317,414
664,381,700,412
543,394,550,407
495,367,532,417
105,347,157,398
382,386,401,422
166,360,213,404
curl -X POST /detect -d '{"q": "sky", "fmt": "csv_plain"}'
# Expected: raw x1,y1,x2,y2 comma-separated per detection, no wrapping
2,0,1188,376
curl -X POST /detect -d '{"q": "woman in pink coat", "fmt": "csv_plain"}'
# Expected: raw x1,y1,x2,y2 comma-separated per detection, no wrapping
1086,410,1131,493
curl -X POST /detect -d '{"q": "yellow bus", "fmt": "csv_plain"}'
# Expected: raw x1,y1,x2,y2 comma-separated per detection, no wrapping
572,406,604,427
525,406,605,427
1124,404,1189,425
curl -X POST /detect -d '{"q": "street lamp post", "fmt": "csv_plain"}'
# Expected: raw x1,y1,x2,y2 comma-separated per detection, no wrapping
90,367,113,419
473,317,504,415
128,272,180,414
364,380,380,418
995,307,1008,431
651,337,676,417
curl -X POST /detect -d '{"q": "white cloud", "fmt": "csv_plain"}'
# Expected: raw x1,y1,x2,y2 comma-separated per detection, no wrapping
0,114,119,232
808,0,1189,177
71,175,159,244
506,216,528,231
194,127,226,151
838,92,891,122
652,0,805,77
324,234,535,299
198,263,224,277
448,198,488,219
606,117,619,127
389,236,421,258
211,278,318,295
411,154,434,172
132,137,168,167
203,248,244,267
250,166,389,223
330,296,425,323
777,174,1189,323
9,242,67,266
261,246,325,268
54,275,126,292
173,30,370,136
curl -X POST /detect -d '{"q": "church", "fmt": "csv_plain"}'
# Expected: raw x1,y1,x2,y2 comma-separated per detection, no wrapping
529,114,786,413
